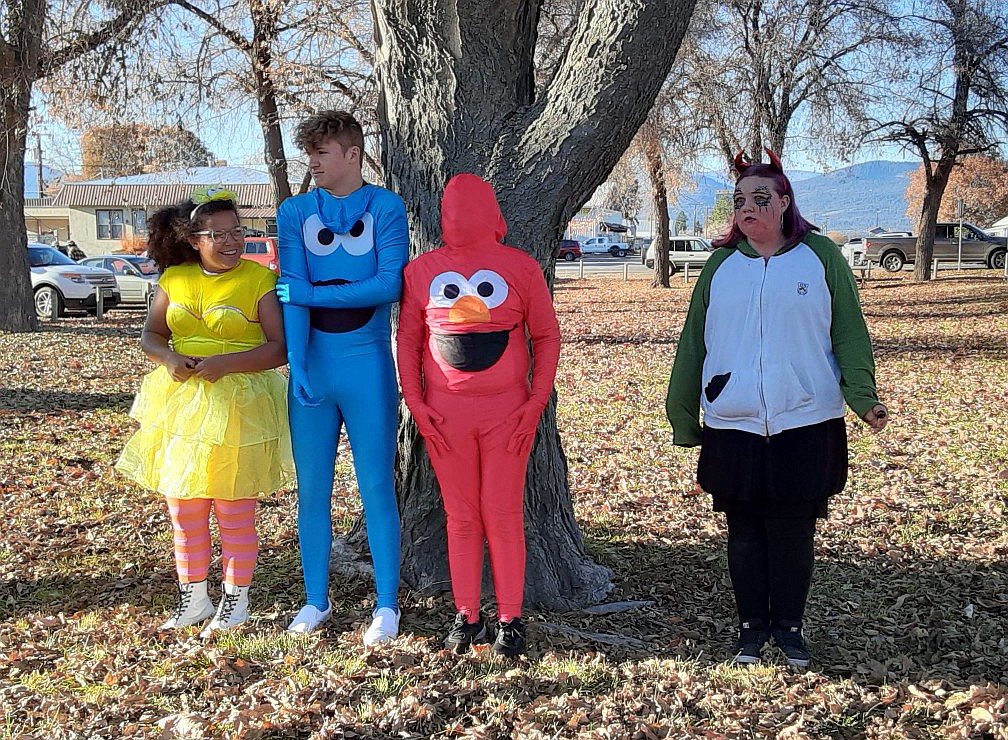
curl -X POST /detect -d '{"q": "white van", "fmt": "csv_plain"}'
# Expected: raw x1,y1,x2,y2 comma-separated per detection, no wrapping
643,236,714,271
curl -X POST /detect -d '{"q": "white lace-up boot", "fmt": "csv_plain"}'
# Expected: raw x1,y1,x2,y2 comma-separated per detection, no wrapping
200,583,250,637
160,580,215,630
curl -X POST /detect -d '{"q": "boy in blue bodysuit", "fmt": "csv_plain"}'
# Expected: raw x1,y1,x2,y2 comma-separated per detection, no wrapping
275,110,408,644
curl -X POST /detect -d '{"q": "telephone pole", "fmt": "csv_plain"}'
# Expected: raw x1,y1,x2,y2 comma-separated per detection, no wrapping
35,134,44,197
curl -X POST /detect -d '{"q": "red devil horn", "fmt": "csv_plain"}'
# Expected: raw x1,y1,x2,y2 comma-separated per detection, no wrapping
733,151,751,173
764,148,783,172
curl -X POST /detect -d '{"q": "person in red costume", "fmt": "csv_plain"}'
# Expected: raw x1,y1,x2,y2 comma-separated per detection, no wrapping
397,173,561,658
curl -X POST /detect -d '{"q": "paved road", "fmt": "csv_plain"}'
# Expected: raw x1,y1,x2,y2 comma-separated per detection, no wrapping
554,254,652,279
554,254,704,281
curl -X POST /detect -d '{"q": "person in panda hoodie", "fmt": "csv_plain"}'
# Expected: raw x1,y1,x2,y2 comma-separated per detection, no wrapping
666,149,888,669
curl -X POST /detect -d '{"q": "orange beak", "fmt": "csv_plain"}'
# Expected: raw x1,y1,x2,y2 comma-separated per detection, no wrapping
448,294,490,324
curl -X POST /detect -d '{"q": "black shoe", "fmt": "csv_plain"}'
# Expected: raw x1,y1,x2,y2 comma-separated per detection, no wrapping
444,612,488,654
772,624,811,668
492,617,526,658
731,621,770,665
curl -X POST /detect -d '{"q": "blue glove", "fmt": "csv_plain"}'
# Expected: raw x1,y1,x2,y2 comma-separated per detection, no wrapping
288,359,321,407
276,277,314,306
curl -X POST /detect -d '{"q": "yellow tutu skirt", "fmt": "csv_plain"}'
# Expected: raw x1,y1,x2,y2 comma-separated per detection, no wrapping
116,366,295,500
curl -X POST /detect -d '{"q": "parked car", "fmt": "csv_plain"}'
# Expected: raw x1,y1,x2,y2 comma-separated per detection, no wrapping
580,236,631,257
557,239,582,261
243,236,280,273
643,236,715,271
79,254,161,311
863,222,1007,271
840,239,870,268
28,244,120,319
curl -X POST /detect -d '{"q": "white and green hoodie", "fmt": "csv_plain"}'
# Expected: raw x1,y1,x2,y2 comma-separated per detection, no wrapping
666,232,879,447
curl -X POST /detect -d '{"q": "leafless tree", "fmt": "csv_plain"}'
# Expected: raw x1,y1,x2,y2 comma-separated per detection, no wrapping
80,123,216,179
45,0,376,205
685,0,899,171
866,0,1008,280
1,0,174,331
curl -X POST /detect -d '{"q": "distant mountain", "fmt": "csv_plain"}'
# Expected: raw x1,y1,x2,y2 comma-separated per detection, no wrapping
791,161,918,235
24,162,62,198
786,169,820,182
658,160,918,237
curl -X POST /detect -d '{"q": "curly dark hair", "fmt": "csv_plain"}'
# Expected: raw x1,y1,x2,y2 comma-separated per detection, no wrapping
146,198,239,270
294,110,364,154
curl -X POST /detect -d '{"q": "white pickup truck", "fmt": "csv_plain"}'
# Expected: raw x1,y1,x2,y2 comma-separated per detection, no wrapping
579,236,631,257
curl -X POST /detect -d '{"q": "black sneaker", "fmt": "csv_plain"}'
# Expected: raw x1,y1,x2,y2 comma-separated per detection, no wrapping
444,612,488,654
492,617,526,658
731,621,770,665
772,624,811,668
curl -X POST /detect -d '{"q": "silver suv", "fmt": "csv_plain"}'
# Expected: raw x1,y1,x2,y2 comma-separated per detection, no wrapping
28,244,120,319
644,236,714,271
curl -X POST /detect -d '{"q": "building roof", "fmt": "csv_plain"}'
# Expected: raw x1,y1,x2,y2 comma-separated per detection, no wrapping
37,166,277,211
81,166,270,186
49,182,275,209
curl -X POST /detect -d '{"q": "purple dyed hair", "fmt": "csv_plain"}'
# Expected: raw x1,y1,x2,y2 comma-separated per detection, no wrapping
712,149,819,249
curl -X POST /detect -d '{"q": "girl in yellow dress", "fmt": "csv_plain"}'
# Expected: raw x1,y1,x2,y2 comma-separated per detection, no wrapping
117,188,293,635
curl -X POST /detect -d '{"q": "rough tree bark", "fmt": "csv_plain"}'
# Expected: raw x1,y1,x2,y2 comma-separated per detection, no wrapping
348,0,697,610
643,132,672,289
0,0,44,332
250,2,293,205
912,159,955,282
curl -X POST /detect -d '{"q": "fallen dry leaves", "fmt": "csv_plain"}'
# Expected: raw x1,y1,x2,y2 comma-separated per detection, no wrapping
1,272,1006,738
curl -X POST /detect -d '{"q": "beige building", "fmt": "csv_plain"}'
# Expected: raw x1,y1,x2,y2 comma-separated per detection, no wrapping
24,167,278,256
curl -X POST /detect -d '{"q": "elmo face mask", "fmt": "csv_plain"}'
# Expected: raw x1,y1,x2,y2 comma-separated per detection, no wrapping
428,269,514,372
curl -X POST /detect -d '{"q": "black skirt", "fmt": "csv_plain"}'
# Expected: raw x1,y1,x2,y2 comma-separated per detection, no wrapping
697,418,848,519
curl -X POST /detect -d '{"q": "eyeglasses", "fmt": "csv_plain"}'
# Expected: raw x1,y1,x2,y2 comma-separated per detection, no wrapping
194,226,246,243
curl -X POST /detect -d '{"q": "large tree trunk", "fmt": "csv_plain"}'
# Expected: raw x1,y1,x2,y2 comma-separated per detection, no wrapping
352,0,696,609
0,86,38,333
913,158,955,282
0,0,44,332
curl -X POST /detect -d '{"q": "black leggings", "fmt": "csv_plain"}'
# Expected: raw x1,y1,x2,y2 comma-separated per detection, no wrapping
726,512,817,628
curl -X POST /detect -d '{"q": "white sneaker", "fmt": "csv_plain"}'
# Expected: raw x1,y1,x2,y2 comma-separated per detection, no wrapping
287,601,332,634
200,583,249,638
363,606,400,646
160,580,215,630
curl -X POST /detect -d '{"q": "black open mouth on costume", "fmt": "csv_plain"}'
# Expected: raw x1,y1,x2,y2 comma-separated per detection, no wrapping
309,278,375,333
434,329,511,372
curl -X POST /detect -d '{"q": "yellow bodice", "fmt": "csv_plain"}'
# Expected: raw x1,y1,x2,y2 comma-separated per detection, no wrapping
161,260,278,356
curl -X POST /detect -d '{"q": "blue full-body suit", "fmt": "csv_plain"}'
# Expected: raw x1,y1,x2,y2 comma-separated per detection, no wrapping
276,185,408,611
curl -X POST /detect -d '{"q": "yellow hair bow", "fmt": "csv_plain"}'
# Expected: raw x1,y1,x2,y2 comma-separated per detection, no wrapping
190,186,237,220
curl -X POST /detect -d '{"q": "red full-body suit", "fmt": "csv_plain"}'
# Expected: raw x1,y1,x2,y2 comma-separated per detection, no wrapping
396,174,561,622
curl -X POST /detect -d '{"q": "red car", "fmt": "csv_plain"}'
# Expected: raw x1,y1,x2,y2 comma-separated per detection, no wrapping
242,236,280,274
557,239,582,261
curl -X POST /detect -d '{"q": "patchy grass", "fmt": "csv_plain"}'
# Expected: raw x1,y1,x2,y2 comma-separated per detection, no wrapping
1,273,1007,738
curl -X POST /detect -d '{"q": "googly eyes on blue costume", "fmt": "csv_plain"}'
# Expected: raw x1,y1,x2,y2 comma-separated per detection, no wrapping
303,212,376,257
429,270,509,308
